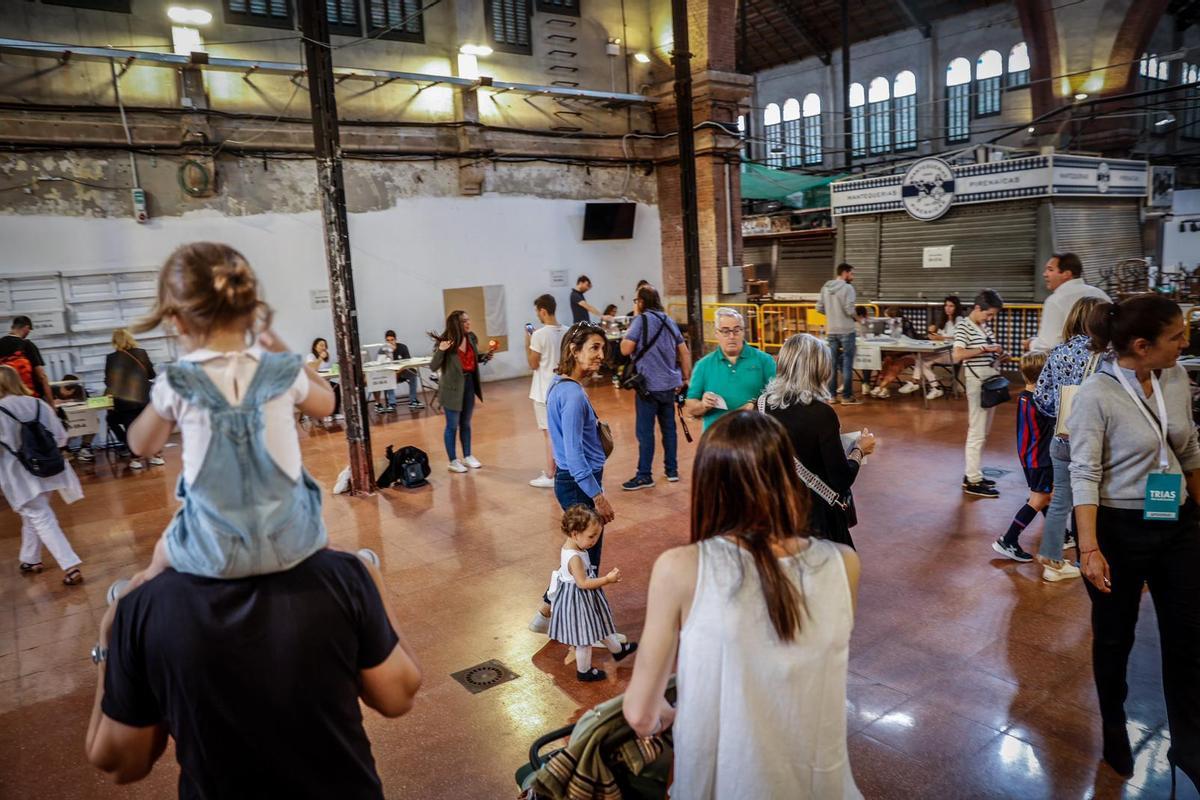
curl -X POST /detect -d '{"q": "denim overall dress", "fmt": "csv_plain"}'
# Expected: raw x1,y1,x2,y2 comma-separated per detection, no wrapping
162,352,327,579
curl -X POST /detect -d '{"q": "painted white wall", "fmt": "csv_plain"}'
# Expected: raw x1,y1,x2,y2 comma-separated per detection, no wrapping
1164,189,1200,271
0,196,662,382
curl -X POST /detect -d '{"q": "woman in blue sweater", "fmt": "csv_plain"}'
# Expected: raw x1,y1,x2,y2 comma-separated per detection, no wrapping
529,322,614,634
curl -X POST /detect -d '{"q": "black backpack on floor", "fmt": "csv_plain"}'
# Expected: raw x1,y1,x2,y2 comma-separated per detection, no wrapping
0,403,65,478
377,445,431,489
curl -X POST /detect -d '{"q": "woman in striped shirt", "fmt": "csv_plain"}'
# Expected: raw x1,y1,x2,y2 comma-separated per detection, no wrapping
954,289,1006,498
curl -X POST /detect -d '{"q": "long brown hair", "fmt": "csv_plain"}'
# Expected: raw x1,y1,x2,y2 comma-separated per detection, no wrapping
0,365,31,398
691,410,811,642
136,242,272,337
1088,294,1181,356
556,323,605,377
428,310,469,350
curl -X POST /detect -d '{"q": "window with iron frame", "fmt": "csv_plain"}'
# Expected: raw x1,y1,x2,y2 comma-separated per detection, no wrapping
367,0,425,42
1182,63,1200,141
782,118,804,167
487,0,533,54
946,83,970,143
868,98,892,154
802,114,822,165
850,106,867,157
893,94,916,151
536,0,579,16
975,75,1001,117
764,122,784,168
224,0,294,29
325,0,361,36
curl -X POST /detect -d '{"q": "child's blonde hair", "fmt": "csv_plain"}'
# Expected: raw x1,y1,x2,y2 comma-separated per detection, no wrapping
0,365,32,398
136,242,272,338
561,504,602,537
1020,350,1048,385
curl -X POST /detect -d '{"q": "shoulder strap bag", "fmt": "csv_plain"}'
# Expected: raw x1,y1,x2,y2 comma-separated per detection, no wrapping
756,395,850,511
963,324,1010,409
619,312,668,399
1055,352,1102,437
548,379,613,458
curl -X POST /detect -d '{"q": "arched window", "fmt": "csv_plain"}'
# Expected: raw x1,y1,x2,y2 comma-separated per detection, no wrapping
1008,42,1030,87
781,98,802,166
946,58,971,143
802,93,822,165
867,77,892,154
976,49,1002,116
763,103,783,167
849,82,866,157
893,70,917,151
1140,53,1169,82
1183,64,1200,140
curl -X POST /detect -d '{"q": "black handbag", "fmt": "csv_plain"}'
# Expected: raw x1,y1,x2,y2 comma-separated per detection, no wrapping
967,364,1011,409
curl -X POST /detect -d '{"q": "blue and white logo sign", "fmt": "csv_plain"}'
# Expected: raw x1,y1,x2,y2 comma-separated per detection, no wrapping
900,158,956,221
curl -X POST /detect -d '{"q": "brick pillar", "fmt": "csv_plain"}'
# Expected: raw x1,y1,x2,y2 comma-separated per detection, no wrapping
651,0,752,312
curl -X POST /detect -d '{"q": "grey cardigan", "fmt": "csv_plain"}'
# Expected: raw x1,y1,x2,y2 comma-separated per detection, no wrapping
429,332,492,412
1068,361,1200,510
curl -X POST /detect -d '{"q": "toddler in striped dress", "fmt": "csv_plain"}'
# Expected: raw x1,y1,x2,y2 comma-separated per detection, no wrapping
547,505,637,682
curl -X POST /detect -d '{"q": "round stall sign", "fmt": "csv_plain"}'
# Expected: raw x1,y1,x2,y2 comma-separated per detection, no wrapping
900,157,956,221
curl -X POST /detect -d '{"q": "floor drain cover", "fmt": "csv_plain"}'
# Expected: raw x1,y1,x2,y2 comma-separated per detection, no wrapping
982,467,1011,479
450,659,519,694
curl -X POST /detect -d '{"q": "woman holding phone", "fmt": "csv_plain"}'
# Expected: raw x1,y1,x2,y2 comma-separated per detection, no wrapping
429,311,497,473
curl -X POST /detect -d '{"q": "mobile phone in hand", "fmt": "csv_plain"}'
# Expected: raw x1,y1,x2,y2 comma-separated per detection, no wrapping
525,323,536,335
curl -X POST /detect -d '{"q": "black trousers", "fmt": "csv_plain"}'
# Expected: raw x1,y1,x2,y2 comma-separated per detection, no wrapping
106,400,145,447
1086,503,1200,781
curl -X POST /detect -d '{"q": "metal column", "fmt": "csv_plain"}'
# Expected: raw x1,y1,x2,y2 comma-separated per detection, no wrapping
298,0,375,494
671,0,705,358
841,0,852,170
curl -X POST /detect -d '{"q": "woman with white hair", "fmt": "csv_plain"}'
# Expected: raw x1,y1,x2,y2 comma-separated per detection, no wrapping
759,333,875,547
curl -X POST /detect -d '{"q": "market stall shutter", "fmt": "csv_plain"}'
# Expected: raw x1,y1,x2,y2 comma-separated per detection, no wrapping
840,215,880,298
775,233,836,293
742,240,775,282
877,200,1038,301
1051,200,1143,288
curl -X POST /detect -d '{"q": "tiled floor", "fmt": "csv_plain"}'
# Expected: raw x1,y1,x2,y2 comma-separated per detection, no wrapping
0,378,1195,799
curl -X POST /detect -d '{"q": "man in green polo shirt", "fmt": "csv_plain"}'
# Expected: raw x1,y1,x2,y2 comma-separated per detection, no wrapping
684,307,777,430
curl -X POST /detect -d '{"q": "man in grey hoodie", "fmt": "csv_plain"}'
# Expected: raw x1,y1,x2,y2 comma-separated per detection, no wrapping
817,263,860,404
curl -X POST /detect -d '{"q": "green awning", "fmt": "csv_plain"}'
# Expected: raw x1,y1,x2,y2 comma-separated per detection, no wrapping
740,163,843,208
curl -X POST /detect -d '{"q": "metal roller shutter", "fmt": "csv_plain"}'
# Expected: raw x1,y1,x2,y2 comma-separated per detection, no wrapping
841,215,880,298
742,240,775,281
1051,201,1143,287
878,200,1038,301
776,233,836,293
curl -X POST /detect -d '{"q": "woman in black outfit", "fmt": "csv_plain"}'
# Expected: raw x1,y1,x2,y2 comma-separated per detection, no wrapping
760,333,876,547
104,328,162,470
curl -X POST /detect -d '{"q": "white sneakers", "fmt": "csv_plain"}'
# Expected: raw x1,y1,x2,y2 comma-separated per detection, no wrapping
530,472,555,488
898,382,921,394
129,459,144,470
869,386,891,398
448,460,469,473
462,456,483,469
926,385,945,400
1041,559,1082,582
528,610,550,633
449,456,482,473
149,456,165,466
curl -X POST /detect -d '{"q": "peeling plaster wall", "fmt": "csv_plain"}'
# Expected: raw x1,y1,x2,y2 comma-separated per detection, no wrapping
0,152,658,217
0,195,662,383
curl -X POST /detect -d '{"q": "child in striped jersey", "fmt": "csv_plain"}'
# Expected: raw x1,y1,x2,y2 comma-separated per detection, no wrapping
547,505,637,682
993,351,1055,562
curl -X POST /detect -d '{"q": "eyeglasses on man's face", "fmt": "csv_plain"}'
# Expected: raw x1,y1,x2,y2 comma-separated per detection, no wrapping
716,326,744,337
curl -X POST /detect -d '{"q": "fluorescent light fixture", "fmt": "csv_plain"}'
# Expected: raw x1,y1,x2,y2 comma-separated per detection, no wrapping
167,6,212,25
459,44,493,57
1027,127,1035,134
1073,92,1088,101
634,52,651,64
1156,115,1176,127
171,26,204,56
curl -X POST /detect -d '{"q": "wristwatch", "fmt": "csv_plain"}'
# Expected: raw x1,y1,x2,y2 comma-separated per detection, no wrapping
91,643,108,665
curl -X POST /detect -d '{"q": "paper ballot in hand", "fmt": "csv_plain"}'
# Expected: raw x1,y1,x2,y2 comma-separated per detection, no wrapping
841,430,873,464
704,392,729,410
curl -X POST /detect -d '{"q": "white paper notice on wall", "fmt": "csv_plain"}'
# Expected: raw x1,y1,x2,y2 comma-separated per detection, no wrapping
29,310,66,336
923,245,953,269
310,289,331,310
549,270,569,288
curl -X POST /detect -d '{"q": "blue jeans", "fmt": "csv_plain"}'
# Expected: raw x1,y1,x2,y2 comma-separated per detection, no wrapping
554,467,604,568
443,373,476,461
381,375,420,407
827,332,856,399
635,390,678,480
1039,436,1076,562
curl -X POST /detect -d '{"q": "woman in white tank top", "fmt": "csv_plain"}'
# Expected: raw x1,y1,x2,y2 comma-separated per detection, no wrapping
623,410,862,799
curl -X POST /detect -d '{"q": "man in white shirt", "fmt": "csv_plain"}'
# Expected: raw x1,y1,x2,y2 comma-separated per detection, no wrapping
1027,253,1110,352
526,294,566,488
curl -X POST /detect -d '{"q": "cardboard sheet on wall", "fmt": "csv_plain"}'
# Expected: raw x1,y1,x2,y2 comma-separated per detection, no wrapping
443,285,508,353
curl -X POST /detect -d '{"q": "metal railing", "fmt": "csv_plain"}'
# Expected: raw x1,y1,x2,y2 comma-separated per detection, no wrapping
668,301,1045,359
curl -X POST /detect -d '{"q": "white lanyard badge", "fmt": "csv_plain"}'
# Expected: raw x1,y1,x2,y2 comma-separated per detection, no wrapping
1112,368,1171,472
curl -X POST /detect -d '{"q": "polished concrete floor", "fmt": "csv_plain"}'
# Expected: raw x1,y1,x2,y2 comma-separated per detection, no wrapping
0,377,1195,799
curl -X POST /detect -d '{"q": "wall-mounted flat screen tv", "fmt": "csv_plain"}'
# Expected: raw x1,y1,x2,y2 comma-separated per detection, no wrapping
583,202,637,240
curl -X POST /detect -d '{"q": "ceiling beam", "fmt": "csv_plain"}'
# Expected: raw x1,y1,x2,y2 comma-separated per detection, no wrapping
892,0,931,38
770,0,832,65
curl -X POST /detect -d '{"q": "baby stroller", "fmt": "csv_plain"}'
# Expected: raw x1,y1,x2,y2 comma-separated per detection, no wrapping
516,681,676,800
